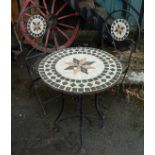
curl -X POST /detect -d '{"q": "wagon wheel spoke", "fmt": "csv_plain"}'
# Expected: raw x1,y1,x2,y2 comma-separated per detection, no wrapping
55,2,68,16
23,6,45,21
45,28,51,48
53,31,59,48
56,26,69,40
29,0,46,17
51,0,56,14
43,0,49,15
24,12,31,17
58,13,79,21
58,23,75,30
24,32,30,36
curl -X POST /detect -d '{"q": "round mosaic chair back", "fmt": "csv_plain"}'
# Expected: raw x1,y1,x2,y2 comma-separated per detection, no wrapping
38,47,122,94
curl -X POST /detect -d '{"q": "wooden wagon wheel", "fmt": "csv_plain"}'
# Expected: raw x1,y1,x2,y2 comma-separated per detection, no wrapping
18,0,80,52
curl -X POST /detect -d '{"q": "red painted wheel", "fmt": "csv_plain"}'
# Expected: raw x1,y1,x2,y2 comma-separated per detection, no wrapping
18,0,80,52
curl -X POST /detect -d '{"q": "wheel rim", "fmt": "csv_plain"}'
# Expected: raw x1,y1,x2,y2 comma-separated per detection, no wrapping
18,0,80,52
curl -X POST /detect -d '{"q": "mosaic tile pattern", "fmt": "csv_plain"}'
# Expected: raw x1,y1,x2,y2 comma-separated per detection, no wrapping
27,15,46,38
111,19,130,41
38,47,122,94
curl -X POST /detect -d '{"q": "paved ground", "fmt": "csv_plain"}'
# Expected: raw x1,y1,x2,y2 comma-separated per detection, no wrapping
11,51,144,155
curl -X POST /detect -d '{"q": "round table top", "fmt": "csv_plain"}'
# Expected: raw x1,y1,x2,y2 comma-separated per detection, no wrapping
38,47,122,94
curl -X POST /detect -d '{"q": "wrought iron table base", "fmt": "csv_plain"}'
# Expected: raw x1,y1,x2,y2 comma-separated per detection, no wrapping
54,93,104,146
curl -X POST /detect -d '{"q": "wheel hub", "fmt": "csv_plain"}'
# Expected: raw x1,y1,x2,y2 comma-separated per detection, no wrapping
47,15,57,29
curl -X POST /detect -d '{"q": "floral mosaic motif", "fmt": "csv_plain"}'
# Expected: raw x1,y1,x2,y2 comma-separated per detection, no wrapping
114,23,125,35
32,21,41,32
64,58,95,74
111,19,129,41
27,15,47,38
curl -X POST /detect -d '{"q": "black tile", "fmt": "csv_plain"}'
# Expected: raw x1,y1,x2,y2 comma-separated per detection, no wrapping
72,88,78,92
60,85,65,89
55,84,60,88
91,87,96,91
56,79,61,83
45,69,50,71
47,61,51,64
47,72,52,75
78,88,84,92
110,64,115,67
101,84,106,89
39,69,44,72
82,80,87,83
50,82,55,86
51,76,56,79
88,79,93,82
85,88,90,92
109,72,114,75
106,76,111,79
106,82,111,86
101,79,106,82
87,83,93,86
66,87,71,91
62,82,68,85
110,79,115,84
104,67,109,70
79,84,85,87
71,83,76,87
76,80,81,83
110,68,115,71
96,86,102,90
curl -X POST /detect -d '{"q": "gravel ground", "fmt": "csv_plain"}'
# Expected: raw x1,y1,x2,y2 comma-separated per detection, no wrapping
11,51,143,155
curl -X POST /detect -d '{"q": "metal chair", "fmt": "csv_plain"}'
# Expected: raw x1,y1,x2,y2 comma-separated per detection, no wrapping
101,9,141,89
24,48,59,115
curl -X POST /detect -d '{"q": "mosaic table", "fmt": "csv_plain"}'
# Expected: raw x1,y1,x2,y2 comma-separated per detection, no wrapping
38,47,122,145
38,47,122,94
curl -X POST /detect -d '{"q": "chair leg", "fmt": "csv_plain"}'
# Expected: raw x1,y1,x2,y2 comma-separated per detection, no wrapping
33,85,47,115
94,94,103,121
54,93,65,124
79,95,83,146
94,94,104,128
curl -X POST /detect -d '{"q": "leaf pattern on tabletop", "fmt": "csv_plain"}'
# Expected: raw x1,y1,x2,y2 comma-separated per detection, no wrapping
65,57,95,74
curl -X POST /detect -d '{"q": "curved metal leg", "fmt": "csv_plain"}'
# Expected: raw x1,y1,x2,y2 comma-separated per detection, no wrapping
94,94,104,128
79,95,83,146
33,85,47,115
54,93,65,124
95,94,103,121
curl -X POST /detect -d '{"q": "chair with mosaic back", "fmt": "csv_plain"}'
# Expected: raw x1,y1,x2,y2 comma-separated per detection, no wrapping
17,0,81,115
101,9,141,93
